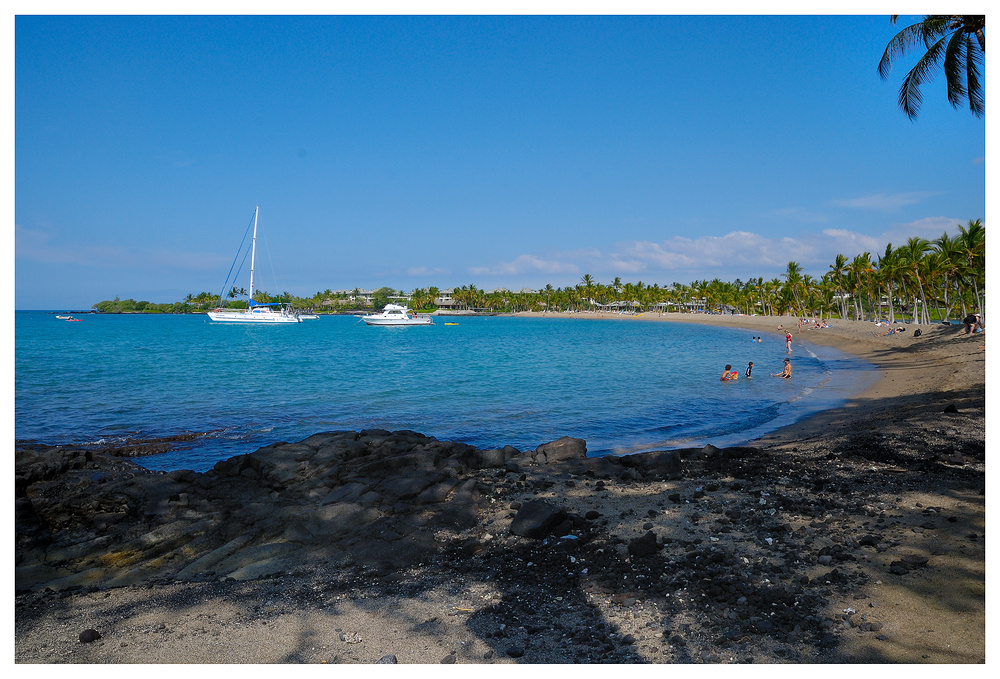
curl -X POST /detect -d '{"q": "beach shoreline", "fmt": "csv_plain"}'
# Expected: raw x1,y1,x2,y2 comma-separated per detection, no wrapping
15,312,985,664
513,310,984,446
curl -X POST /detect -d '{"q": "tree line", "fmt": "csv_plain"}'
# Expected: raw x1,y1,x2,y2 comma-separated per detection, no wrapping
93,219,984,325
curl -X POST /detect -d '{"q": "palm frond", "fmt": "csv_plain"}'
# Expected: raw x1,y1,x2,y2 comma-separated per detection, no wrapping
879,21,930,79
919,15,952,48
973,26,985,52
897,35,947,119
943,29,969,109
965,34,985,117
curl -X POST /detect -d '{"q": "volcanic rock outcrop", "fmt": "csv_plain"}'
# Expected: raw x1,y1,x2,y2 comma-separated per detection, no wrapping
15,430,684,592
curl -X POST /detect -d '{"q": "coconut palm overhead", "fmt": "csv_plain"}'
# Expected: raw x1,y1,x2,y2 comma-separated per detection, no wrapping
878,15,985,120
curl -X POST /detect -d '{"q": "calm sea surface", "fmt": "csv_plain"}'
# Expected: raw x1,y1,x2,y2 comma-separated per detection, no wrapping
15,312,877,472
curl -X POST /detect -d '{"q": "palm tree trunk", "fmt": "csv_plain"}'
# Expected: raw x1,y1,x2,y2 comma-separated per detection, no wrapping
972,277,984,325
913,268,929,325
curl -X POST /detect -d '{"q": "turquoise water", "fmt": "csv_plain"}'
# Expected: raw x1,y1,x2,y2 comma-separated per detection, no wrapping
15,312,877,472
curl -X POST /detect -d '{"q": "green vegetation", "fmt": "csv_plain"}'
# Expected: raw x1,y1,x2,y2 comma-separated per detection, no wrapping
92,297,204,314
879,15,985,120
515,222,986,325
92,220,985,325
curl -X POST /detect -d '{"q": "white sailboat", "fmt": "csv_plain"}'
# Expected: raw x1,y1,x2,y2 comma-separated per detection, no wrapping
207,207,301,324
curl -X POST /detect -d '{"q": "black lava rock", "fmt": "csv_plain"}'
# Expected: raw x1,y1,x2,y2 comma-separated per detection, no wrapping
79,629,101,643
510,500,568,539
628,531,660,557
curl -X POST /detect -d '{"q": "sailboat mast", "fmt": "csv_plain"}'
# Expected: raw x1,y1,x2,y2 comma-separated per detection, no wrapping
248,206,259,305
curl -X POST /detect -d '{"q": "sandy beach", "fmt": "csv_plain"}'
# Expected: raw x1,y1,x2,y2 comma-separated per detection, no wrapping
15,312,986,664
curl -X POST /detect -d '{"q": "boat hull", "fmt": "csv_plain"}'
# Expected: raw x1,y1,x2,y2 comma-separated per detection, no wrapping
207,310,301,323
362,317,433,326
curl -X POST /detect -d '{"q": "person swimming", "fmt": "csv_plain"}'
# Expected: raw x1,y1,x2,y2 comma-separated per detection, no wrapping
721,364,738,381
770,358,792,378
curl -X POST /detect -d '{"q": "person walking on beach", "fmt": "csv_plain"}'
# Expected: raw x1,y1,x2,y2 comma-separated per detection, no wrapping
721,364,738,381
745,361,754,378
771,358,792,378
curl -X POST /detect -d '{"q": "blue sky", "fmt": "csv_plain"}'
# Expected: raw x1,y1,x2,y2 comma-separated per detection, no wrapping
14,9,987,309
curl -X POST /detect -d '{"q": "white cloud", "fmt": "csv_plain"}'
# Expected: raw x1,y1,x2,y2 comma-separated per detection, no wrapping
831,192,937,211
470,254,579,276
882,216,963,242
466,218,971,286
619,231,816,270
819,228,882,253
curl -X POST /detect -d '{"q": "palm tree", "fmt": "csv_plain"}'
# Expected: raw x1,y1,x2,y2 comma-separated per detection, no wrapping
879,15,986,120
875,244,901,324
957,219,986,323
899,237,933,324
609,277,623,305
782,262,805,316
845,254,873,320
932,233,964,321
828,254,849,319
409,288,427,311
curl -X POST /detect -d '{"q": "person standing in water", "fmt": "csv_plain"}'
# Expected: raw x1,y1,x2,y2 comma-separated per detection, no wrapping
745,361,754,378
785,332,793,352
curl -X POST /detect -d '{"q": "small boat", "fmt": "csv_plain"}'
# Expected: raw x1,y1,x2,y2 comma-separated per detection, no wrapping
55,315,73,320
66,318,83,322
207,207,301,324
297,313,319,320
361,304,434,326
444,322,459,326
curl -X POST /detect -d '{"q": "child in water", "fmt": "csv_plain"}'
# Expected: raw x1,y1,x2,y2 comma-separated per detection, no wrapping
721,364,739,381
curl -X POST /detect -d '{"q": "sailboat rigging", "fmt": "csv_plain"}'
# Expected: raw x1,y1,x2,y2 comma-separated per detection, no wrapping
206,207,301,324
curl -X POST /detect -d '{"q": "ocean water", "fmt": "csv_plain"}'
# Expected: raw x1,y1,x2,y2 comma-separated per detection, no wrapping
14,312,877,472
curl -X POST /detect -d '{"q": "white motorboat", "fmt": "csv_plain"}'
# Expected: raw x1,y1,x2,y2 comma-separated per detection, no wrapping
207,207,301,324
361,304,434,326
297,313,319,320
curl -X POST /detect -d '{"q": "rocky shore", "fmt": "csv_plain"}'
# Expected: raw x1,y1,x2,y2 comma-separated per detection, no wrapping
14,318,986,663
